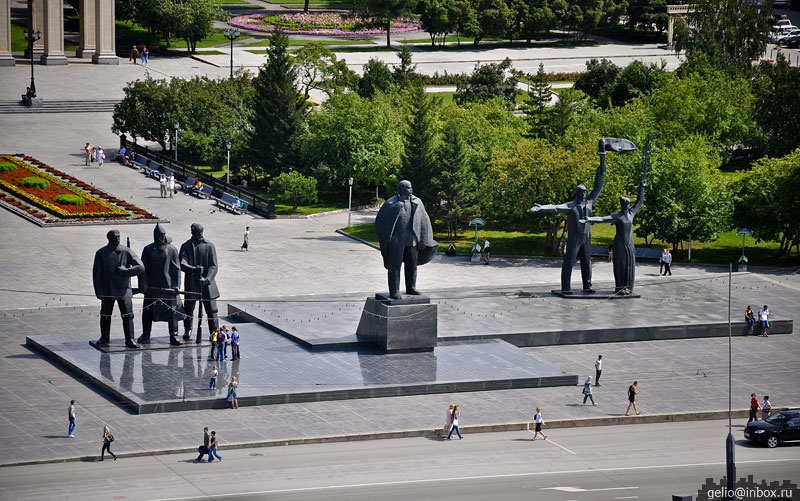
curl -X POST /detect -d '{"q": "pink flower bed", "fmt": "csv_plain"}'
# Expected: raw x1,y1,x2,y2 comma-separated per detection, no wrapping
230,13,421,36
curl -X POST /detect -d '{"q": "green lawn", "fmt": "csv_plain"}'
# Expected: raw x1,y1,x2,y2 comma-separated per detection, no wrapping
116,20,235,50
243,188,350,215
341,223,797,267
11,21,27,52
214,0,250,4
244,38,375,47
189,50,227,55
400,35,505,44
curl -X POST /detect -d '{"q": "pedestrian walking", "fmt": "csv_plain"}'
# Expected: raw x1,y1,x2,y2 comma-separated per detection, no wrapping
227,376,238,409
625,381,640,415
168,173,175,198
209,365,218,390
758,305,770,337
196,427,209,462
68,400,77,437
207,431,222,462
660,249,672,276
594,355,603,386
159,174,168,198
241,227,249,251
141,46,149,64
444,403,454,434
482,238,491,265
100,426,117,461
745,305,756,335
446,405,462,440
761,396,771,420
748,393,760,423
130,45,139,64
582,376,596,405
97,146,105,168
659,248,668,275
532,407,547,440
208,329,218,360
230,327,241,360
84,142,91,166
91,147,97,164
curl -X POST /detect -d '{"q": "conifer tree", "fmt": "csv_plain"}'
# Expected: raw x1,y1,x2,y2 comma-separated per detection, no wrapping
522,63,553,139
400,86,441,216
247,29,307,178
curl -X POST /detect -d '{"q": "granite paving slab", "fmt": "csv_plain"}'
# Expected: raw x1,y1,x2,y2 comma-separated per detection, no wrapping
227,272,795,350
26,323,577,414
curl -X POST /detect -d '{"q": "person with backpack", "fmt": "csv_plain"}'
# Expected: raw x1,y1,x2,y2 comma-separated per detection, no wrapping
100,426,117,461
216,328,227,361
196,427,209,462
532,407,547,440
582,376,596,405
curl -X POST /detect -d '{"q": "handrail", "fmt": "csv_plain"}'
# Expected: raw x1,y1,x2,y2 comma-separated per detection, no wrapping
121,137,275,219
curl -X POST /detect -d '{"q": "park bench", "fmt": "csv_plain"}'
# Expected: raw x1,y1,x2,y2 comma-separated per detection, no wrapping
198,184,215,200
216,192,248,214
591,245,664,260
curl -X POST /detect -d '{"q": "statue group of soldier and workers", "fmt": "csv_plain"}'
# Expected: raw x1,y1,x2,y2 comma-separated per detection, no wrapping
92,223,219,349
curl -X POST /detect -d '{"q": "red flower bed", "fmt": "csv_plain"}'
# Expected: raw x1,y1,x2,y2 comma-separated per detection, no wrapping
0,154,164,226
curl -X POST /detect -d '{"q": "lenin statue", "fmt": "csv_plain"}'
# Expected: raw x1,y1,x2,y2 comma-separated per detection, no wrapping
137,223,184,345
179,223,220,339
375,180,438,299
93,229,145,348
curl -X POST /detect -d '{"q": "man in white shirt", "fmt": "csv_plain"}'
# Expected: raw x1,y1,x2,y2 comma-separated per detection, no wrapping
758,305,769,337
159,174,168,198
595,355,603,386
482,238,491,265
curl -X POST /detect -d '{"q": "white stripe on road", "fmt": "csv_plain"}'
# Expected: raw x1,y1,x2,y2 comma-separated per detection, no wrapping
542,438,577,455
148,458,800,501
542,486,638,492
614,497,639,500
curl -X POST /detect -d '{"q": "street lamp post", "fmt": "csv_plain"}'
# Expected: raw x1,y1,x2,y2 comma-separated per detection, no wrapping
223,28,241,79
226,141,232,185
347,177,353,227
173,122,180,162
24,30,42,95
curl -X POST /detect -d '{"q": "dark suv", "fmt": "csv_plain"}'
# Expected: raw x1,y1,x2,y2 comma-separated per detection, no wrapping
744,409,800,448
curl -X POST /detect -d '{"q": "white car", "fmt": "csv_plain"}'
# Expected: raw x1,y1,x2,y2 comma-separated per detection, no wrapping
770,25,799,42
777,29,800,42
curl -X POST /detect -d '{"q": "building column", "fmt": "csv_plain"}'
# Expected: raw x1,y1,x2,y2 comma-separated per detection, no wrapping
77,0,95,58
40,0,67,64
0,0,15,66
24,0,44,58
91,0,117,64
667,16,674,46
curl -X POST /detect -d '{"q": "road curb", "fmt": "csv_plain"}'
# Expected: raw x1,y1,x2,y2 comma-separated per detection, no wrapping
1,408,772,468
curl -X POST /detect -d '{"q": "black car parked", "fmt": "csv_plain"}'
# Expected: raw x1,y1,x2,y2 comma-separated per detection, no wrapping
744,409,800,448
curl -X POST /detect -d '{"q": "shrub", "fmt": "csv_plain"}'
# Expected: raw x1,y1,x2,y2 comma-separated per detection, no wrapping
0,162,17,173
19,176,50,189
54,194,85,206
270,170,317,211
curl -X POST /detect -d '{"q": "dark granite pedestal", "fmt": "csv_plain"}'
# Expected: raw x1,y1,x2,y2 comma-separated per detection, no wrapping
551,289,640,299
90,338,207,353
356,294,438,352
26,325,577,414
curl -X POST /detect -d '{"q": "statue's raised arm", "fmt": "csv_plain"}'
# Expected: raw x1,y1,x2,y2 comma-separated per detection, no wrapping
589,138,636,202
630,137,650,217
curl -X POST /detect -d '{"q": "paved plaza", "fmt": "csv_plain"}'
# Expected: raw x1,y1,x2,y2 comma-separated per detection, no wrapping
1,41,799,468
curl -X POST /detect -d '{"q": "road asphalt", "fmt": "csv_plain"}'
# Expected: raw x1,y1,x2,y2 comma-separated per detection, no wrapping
0,420,797,501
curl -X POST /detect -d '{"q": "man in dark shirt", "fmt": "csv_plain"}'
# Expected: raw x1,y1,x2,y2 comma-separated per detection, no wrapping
196,427,209,462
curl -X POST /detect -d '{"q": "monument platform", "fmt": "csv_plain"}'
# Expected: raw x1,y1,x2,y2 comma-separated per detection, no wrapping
26,322,577,414
228,279,793,350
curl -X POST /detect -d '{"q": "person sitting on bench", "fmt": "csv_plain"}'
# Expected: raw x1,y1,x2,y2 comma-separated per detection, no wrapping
21,87,35,106
118,147,130,166
191,179,203,196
